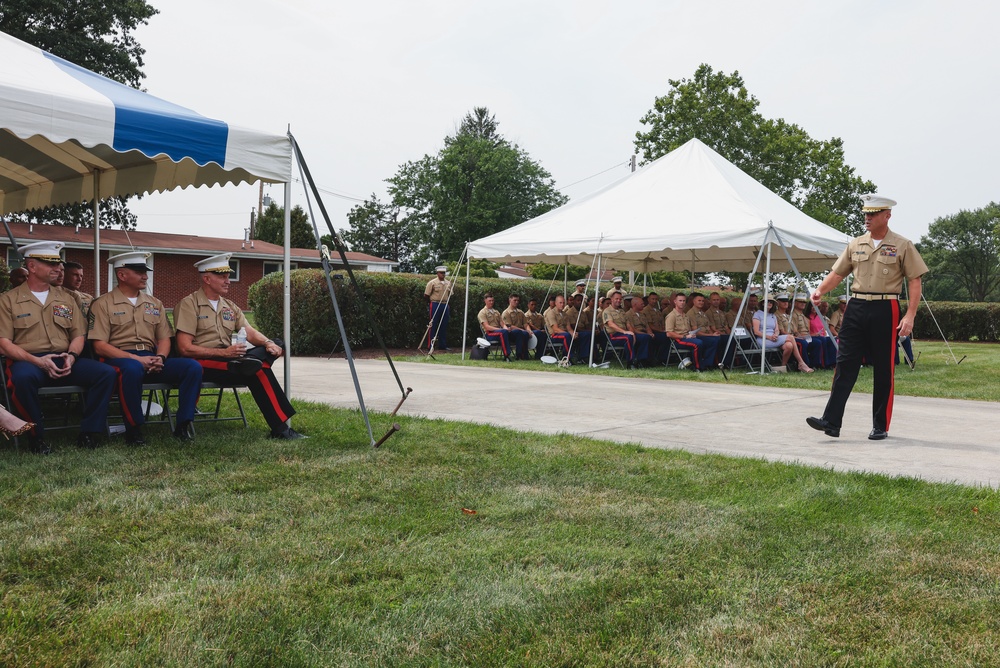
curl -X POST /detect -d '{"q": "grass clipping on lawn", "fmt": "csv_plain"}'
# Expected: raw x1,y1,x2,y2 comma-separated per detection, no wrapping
2,399,1000,667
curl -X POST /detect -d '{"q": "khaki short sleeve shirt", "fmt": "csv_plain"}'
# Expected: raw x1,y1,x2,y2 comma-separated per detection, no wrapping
602,306,628,333
625,309,649,333
0,284,84,353
88,287,171,349
544,307,567,335
664,310,693,336
478,307,503,330
831,230,929,294
174,287,250,349
424,278,451,302
69,289,95,318
829,308,844,331
708,307,728,331
790,311,810,337
501,307,526,329
525,310,544,330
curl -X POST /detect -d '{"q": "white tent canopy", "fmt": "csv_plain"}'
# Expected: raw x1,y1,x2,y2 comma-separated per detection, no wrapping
468,138,850,273
0,30,291,215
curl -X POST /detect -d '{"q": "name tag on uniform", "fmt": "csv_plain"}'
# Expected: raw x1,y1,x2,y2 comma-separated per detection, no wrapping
113,311,127,316
197,315,209,320
853,250,869,261
15,313,31,319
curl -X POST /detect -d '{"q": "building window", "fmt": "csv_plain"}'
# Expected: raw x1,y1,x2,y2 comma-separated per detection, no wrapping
229,258,241,282
263,261,297,276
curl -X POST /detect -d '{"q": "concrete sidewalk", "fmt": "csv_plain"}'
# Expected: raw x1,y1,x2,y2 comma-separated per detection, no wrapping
273,357,999,488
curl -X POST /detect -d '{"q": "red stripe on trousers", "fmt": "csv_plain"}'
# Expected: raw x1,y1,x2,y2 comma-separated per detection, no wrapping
886,300,900,431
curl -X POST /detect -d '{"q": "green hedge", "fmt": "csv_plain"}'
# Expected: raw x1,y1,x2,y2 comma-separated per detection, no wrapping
906,301,1000,342
248,271,1000,354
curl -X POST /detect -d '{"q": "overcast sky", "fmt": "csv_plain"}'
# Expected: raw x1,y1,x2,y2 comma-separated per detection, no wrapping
130,0,999,247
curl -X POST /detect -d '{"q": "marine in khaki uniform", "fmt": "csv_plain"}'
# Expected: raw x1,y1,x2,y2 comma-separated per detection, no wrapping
790,293,823,370
707,292,730,335
664,293,709,370
524,298,548,359
89,251,203,444
424,266,452,350
808,195,929,440
63,261,95,317
175,253,305,440
478,293,517,361
545,294,577,358
563,293,593,361
601,292,639,366
0,241,115,453
622,294,652,367
500,294,531,360
827,295,847,336
605,276,624,299
685,293,721,367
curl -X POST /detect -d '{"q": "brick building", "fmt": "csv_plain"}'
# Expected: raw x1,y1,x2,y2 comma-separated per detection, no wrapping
2,222,396,310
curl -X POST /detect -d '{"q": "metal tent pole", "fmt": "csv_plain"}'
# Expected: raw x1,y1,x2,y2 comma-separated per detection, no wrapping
283,181,292,395
93,170,101,296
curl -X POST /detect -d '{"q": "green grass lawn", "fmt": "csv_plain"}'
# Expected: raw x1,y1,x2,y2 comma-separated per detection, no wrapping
412,340,999,402
3,389,1000,666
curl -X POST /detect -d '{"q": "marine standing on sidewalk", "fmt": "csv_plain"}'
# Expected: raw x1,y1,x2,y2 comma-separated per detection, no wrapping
806,195,928,440
424,266,452,351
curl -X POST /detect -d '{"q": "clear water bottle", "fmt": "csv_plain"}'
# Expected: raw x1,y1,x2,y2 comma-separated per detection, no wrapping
232,327,247,346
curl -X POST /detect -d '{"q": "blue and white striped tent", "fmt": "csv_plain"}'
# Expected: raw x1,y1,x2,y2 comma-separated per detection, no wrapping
0,29,292,216
1,29,299,392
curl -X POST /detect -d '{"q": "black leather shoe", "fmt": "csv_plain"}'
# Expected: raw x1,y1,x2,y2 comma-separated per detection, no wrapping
125,427,146,447
173,420,194,441
227,358,263,376
76,432,100,449
29,438,52,455
869,428,888,440
806,416,840,438
270,427,308,440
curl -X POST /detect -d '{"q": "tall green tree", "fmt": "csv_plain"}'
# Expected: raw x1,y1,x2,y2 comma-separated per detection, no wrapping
1,0,158,229
918,203,1000,302
635,64,876,237
386,107,568,272
255,203,317,250
341,195,417,272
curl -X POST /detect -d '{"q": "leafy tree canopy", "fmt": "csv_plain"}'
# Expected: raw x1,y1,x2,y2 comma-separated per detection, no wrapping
918,202,1000,302
0,0,158,87
255,203,317,250
341,194,417,272
635,64,876,238
384,107,569,272
0,0,158,229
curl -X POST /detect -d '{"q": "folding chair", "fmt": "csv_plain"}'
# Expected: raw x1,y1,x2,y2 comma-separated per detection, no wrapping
479,327,507,361
543,331,570,362
601,334,630,368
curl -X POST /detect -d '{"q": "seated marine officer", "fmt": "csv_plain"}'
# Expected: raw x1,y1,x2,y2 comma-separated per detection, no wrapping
174,253,305,440
0,241,116,453
88,251,203,444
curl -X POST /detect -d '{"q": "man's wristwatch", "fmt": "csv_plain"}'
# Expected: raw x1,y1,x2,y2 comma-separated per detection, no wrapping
68,351,80,360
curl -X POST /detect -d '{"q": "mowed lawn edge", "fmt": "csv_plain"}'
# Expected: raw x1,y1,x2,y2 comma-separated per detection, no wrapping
3,393,999,667
405,340,1000,403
